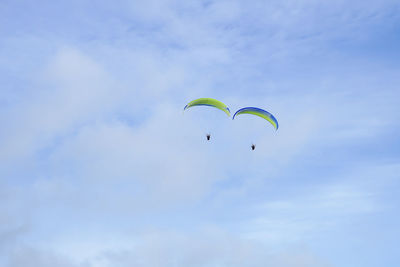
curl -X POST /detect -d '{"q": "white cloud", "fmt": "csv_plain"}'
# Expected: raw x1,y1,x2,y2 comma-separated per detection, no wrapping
6,246,85,267
54,228,331,267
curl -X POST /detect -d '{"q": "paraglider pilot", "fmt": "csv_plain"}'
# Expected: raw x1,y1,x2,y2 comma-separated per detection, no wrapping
206,134,211,141
251,144,256,150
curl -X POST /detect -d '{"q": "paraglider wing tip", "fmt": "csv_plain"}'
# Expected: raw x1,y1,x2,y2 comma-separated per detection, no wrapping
232,110,240,120
183,104,188,110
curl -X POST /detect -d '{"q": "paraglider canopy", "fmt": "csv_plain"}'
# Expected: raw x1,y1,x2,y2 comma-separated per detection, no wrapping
184,98,231,117
233,107,278,130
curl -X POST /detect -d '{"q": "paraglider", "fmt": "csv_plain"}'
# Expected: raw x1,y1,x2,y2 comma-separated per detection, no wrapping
233,107,278,150
183,98,231,141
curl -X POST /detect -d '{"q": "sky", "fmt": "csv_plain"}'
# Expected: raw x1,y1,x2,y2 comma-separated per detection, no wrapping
1,0,400,266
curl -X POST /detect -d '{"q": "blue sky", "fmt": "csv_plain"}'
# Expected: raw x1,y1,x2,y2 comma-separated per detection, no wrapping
1,0,400,266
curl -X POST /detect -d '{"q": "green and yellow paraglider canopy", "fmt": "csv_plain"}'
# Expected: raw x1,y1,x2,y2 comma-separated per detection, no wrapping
183,98,231,117
233,107,279,130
